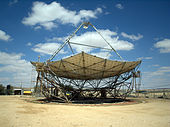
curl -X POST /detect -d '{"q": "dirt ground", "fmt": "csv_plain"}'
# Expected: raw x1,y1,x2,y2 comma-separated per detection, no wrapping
0,96,170,127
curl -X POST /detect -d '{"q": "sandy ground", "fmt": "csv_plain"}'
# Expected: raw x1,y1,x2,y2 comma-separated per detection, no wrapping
0,96,170,127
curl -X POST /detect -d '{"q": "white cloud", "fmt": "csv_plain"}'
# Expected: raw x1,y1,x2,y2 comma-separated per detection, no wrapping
44,29,134,58
91,52,111,59
142,66,170,88
9,0,18,6
34,26,41,30
115,4,124,9
0,77,10,82
79,8,102,18
144,66,170,77
27,42,32,46
153,64,159,67
145,66,170,77
32,42,66,55
22,1,102,30
0,30,11,41
154,39,170,53
46,37,65,42
68,29,134,53
137,56,152,60
0,51,32,87
40,22,58,30
121,32,143,41
152,66,170,76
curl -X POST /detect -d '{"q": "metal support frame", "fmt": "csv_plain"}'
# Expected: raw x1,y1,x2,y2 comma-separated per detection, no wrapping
33,22,141,103
34,65,140,102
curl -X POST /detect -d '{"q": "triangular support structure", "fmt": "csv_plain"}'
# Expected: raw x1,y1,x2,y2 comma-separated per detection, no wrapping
47,22,123,62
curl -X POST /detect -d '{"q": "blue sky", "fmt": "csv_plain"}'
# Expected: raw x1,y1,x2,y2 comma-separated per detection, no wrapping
0,0,170,89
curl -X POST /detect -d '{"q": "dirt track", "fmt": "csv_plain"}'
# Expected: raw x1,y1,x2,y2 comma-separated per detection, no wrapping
0,96,170,127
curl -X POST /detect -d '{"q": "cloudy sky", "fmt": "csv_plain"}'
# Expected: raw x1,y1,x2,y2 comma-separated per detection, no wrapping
0,0,170,89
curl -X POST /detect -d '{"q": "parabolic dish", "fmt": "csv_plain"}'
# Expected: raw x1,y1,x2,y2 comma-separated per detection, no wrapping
31,52,141,80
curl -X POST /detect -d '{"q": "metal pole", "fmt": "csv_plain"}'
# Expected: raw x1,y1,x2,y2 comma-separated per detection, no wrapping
48,22,85,62
89,23,123,60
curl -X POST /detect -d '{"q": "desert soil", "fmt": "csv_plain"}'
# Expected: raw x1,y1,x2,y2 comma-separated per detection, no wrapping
0,95,170,127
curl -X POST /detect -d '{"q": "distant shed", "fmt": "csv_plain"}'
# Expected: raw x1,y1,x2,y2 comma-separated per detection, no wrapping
14,89,23,95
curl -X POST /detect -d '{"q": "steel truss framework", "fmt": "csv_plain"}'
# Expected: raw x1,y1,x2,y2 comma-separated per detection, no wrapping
35,66,140,103
32,22,141,103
